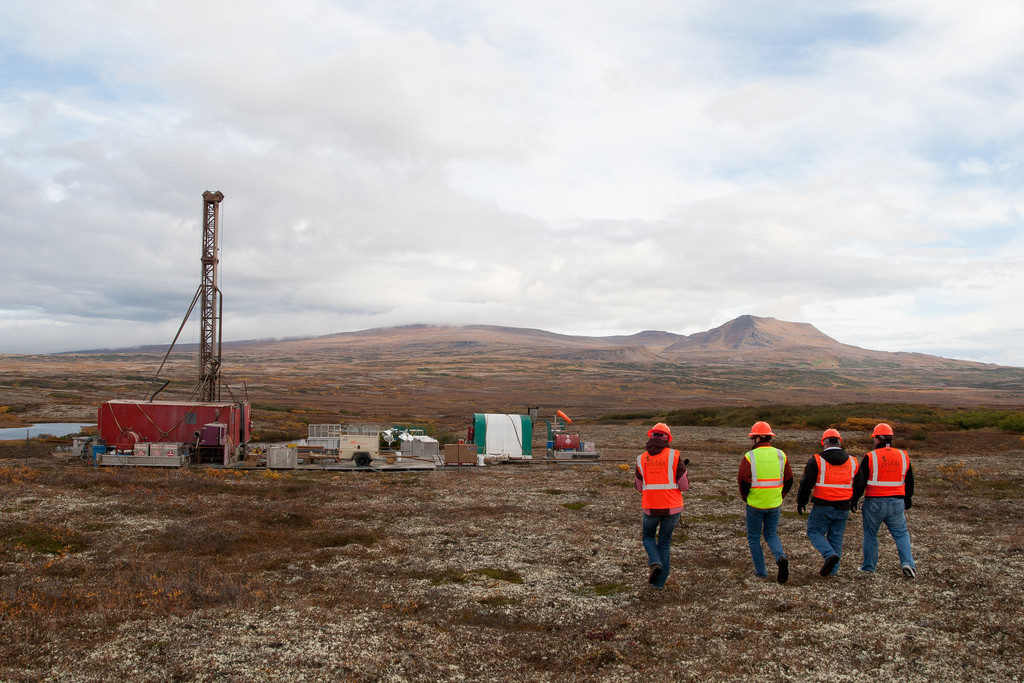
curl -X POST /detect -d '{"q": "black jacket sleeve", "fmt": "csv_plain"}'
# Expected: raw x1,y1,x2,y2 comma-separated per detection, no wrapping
904,464,914,508
851,454,870,508
797,456,818,509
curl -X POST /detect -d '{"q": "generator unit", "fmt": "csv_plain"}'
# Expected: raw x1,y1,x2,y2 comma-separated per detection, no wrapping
545,409,599,459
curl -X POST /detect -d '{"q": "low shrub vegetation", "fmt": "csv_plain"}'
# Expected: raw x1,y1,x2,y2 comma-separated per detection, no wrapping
655,402,1024,434
1,424,1022,681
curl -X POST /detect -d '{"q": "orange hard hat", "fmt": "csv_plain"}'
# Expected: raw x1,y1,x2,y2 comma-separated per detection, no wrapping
749,421,774,437
872,423,894,437
647,422,672,442
821,428,842,445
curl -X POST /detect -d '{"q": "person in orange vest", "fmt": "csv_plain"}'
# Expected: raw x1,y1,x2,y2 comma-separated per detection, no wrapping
635,422,689,589
796,428,858,576
738,421,794,583
851,422,916,577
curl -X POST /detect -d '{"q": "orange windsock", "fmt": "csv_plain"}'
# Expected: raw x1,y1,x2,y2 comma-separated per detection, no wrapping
556,410,572,424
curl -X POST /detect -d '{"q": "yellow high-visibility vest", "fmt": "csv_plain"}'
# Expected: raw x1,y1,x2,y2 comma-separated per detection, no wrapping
746,446,786,509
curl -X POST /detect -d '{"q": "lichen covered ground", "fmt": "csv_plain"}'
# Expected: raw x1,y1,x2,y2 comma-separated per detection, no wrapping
2,426,1022,681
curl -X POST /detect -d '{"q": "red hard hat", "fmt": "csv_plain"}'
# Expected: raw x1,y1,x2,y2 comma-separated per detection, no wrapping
647,422,672,442
872,423,894,437
821,428,842,445
749,421,774,437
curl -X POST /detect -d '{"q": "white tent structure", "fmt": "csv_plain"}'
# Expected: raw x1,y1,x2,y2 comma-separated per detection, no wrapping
472,413,533,458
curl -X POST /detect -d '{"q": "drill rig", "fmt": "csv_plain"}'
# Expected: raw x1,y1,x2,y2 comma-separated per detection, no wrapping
95,191,252,466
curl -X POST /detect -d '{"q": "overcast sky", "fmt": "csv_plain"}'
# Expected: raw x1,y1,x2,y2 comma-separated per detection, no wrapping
1,1,1022,366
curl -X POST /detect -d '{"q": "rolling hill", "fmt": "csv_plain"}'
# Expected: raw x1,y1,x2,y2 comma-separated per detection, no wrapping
210,316,1024,420
3,316,1023,427
231,315,1000,370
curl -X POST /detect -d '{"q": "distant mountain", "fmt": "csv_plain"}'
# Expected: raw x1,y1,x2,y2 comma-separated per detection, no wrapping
216,316,1022,412
598,330,689,348
37,315,1024,419
79,315,994,371
214,315,995,371
666,315,841,351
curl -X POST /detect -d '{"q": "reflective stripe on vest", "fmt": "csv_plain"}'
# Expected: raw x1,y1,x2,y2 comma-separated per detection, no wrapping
865,447,909,496
638,448,683,509
812,452,857,501
638,449,678,489
749,448,785,488
745,447,786,509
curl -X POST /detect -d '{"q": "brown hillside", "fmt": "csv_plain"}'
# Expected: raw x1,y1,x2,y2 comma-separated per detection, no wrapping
660,316,976,369
666,315,842,351
2,317,1022,430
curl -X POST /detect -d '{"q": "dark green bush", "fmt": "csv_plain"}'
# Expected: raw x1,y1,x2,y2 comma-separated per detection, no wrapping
655,403,1024,434
941,409,1024,433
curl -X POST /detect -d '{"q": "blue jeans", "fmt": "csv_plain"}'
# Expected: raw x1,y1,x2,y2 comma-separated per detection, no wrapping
746,505,785,577
807,505,850,574
642,512,680,588
861,497,915,572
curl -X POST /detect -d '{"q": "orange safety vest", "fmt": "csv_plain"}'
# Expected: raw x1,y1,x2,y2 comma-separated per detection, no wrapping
812,452,858,501
637,448,684,510
864,446,910,497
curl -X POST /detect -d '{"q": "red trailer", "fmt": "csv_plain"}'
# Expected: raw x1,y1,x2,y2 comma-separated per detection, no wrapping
98,400,251,465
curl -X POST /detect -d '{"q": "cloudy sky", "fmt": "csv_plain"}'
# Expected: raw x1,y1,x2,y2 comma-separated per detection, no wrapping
2,1,1022,365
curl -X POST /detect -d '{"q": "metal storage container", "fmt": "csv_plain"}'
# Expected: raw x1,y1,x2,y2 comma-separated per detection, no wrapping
151,443,183,457
267,446,298,469
554,433,580,451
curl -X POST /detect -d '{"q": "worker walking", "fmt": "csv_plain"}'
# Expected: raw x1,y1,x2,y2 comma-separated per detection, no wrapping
738,421,794,583
635,422,689,589
797,429,858,576
851,423,917,577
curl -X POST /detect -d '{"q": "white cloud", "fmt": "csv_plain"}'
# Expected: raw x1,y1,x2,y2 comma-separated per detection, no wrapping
0,0,1022,366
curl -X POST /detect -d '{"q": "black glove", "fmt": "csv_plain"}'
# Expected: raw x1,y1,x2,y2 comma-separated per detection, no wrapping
797,505,805,516
683,458,690,466
904,498,912,510
850,501,857,512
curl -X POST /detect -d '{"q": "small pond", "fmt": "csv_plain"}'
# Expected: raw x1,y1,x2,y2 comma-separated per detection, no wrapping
0,423,96,440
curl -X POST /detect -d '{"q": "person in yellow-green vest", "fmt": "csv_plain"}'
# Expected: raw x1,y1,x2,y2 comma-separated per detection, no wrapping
738,421,794,583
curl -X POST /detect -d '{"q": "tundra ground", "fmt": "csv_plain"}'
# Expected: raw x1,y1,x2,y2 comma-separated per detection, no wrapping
1,425,1022,681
